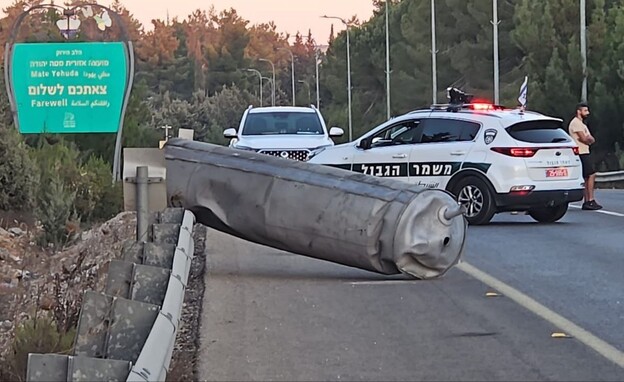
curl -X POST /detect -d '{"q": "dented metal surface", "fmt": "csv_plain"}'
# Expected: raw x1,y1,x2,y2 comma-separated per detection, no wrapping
164,139,467,279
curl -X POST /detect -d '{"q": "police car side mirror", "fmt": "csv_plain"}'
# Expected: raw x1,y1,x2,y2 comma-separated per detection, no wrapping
224,128,238,139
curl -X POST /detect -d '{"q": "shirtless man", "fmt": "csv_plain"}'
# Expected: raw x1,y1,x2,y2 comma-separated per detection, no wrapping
568,102,602,210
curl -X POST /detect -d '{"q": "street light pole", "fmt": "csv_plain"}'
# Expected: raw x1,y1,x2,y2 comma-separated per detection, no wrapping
491,0,500,105
385,0,391,119
580,0,587,102
260,58,275,106
322,15,352,141
430,0,438,104
279,47,296,106
314,44,322,109
246,68,262,106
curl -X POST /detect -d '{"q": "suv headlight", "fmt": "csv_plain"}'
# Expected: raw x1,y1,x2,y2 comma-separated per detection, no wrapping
233,145,257,152
307,146,329,160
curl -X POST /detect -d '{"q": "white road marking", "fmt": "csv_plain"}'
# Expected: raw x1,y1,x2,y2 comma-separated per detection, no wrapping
457,261,624,369
570,204,624,217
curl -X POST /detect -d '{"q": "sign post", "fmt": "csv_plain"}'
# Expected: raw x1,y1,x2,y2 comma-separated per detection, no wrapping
3,3,134,182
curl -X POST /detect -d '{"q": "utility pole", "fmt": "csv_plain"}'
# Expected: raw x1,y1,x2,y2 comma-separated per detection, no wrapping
246,68,262,106
492,0,500,104
430,0,438,104
260,58,276,106
315,48,321,108
321,15,352,141
581,0,587,102
385,0,391,119
279,47,296,106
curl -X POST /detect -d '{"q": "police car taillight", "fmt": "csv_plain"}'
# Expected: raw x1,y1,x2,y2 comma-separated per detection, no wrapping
491,147,537,158
572,147,580,155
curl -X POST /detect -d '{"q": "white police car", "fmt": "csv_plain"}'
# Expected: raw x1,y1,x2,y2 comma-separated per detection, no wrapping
307,89,584,225
224,105,344,161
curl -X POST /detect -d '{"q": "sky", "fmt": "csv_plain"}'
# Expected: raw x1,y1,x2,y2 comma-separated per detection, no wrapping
0,0,376,43
117,0,375,44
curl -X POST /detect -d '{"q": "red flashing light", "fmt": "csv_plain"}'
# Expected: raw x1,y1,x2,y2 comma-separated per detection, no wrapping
472,103,493,111
572,147,580,155
491,147,538,158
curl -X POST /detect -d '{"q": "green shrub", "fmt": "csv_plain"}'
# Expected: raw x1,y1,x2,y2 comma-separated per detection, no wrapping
0,127,39,211
1,316,75,382
36,172,77,247
76,156,122,223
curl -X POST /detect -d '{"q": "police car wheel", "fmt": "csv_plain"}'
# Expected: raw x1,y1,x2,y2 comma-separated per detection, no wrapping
454,177,496,225
528,203,568,223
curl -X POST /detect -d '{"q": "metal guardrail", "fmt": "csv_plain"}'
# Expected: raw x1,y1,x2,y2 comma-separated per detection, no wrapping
595,170,624,183
126,210,195,382
25,208,197,382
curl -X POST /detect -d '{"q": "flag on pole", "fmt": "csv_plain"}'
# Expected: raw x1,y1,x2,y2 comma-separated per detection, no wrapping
518,76,528,108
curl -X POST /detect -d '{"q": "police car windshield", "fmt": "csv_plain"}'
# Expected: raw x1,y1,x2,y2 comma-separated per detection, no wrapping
506,120,571,144
242,112,324,136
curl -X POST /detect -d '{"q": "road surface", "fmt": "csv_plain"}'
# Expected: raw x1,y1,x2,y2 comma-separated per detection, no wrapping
197,189,624,381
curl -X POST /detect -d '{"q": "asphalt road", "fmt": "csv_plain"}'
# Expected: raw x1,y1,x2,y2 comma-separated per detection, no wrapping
197,189,624,381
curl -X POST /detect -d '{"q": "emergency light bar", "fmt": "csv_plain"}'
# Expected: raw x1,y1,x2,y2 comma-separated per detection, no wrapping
427,87,507,112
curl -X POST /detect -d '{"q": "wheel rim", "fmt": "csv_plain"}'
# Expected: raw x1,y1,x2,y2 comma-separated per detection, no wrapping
458,185,484,218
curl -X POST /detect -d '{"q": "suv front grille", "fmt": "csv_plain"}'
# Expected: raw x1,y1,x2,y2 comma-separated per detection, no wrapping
258,149,311,162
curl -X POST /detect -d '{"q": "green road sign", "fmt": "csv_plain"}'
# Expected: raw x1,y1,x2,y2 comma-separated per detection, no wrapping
10,42,129,134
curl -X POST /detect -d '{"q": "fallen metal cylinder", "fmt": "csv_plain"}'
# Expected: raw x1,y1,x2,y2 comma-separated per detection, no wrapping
164,139,467,279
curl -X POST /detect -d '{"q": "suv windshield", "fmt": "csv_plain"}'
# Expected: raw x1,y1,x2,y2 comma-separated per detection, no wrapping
506,120,572,143
242,112,324,136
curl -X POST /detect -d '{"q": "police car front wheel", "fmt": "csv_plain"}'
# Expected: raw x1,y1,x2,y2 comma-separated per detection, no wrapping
454,176,496,225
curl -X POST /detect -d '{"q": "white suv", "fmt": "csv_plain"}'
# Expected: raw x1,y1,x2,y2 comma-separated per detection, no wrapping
307,91,584,225
224,105,344,161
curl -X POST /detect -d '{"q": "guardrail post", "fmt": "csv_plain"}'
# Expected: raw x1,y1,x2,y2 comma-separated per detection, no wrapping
136,166,149,242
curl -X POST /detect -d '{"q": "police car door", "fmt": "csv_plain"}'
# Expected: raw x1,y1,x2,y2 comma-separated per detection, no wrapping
409,117,481,189
352,119,421,181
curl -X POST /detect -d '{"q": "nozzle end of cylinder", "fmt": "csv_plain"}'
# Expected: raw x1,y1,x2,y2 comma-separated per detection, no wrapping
442,204,466,221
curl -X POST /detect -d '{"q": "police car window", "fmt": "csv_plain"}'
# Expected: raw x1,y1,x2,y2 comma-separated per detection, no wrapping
372,120,421,146
506,120,571,143
420,119,480,143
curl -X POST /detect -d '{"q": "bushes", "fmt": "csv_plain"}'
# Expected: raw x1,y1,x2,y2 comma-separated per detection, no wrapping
76,156,123,223
0,316,75,381
30,139,123,246
0,127,39,211
0,131,123,247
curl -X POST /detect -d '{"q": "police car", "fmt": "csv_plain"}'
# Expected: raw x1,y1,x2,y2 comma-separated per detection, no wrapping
224,105,344,161
307,88,584,225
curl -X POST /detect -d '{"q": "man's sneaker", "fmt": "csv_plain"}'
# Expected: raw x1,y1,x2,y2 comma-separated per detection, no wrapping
582,200,603,210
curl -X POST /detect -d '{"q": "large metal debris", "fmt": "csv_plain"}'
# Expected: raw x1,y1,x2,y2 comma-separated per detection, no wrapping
164,139,467,279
